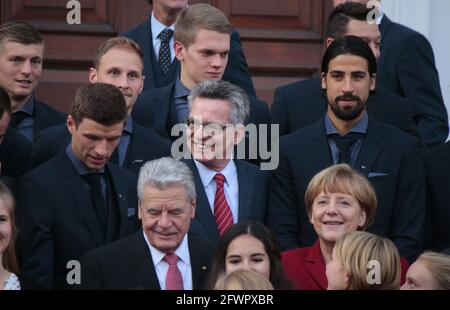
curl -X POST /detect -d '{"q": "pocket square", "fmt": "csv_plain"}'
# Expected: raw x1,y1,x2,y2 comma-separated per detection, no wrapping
132,159,144,164
368,172,388,178
127,208,136,217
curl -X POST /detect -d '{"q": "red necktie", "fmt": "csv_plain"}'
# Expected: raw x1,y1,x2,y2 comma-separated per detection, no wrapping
164,254,183,290
214,173,233,236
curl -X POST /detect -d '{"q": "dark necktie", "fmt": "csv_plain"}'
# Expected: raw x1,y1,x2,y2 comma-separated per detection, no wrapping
10,111,29,128
82,172,107,234
332,132,364,165
158,28,173,75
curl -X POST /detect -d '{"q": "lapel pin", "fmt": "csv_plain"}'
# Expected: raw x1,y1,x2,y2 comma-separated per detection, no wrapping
201,266,208,271
118,194,126,201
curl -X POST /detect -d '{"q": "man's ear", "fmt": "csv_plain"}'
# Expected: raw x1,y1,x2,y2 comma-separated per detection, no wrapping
326,37,335,48
369,74,376,92
174,41,184,61
233,124,245,145
88,67,98,83
321,72,327,90
67,115,76,134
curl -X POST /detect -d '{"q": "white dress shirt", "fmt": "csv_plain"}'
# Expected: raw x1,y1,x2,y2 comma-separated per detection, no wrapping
143,231,192,290
194,159,239,224
151,12,175,62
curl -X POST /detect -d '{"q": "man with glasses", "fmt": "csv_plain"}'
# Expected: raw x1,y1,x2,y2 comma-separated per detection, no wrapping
181,80,267,245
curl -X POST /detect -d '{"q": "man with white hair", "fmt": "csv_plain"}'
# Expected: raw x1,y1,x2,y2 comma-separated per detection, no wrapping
81,157,214,290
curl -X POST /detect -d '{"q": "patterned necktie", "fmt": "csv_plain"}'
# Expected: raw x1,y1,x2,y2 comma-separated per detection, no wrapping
332,132,364,165
213,173,233,236
158,28,173,74
164,253,183,290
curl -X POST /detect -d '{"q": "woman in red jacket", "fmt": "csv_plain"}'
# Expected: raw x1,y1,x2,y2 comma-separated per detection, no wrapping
281,164,408,290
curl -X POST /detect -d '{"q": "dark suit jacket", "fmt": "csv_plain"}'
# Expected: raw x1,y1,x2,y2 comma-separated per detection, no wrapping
0,127,31,177
377,15,448,147
423,142,450,251
270,77,417,138
27,121,172,174
268,116,425,261
17,151,139,289
281,239,409,290
80,230,214,290
123,20,256,97
182,158,268,244
32,100,66,140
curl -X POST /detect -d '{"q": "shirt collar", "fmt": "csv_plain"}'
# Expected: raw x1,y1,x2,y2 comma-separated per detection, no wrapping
65,144,105,175
144,230,191,267
325,112,369,136
124,116,133,135
194,159,236,188
174,77,191,99
151,11,176,42
16,94,35,116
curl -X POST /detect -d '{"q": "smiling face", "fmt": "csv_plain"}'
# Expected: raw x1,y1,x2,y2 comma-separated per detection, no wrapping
186,97,243,171
138,185,195,254
0,41,44,110
310,191,367,244
89,46,144,116
67,115,123,171
322,54,375,122
225,234,271,280
175,28,230,90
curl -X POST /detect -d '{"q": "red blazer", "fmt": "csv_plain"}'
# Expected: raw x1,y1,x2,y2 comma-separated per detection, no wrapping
282,239,410,290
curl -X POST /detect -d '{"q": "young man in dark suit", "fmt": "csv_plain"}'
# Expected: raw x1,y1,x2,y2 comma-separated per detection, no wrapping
27,37,172,173
271,2,417,139
17,83,140,289
132,4,269,164
81,157,214,290
268,36,425,262
123,0,256,96
0,22,65,142
181,80,268,245
333,0,448,147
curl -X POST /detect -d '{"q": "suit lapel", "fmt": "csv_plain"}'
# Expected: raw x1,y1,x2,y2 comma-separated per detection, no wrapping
183,159,220,242
56,152,104,247
189,235,211,290
125,123,150,171
235,160,252,222
379,14,392,38
354,118,384,177
152,84,175,140
310,120,334,172
127,231,161,289
304,240,328,290
107,163,131,236
141,21,157,90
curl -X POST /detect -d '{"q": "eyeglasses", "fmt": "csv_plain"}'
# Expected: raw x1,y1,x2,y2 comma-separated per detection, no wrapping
186,118,233,135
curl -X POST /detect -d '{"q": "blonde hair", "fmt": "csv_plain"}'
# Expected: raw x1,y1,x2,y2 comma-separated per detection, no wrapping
0,182,19,274
174,3,231,48
305,164,377,230
417,251,450,290
214,270,274,290
334,231,401,290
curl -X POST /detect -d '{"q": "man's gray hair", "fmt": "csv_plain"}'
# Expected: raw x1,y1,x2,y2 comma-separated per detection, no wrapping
137,157,196,203
188,80,250,125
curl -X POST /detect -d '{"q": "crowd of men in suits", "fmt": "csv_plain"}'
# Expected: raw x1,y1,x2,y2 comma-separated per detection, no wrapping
0,0,449,289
